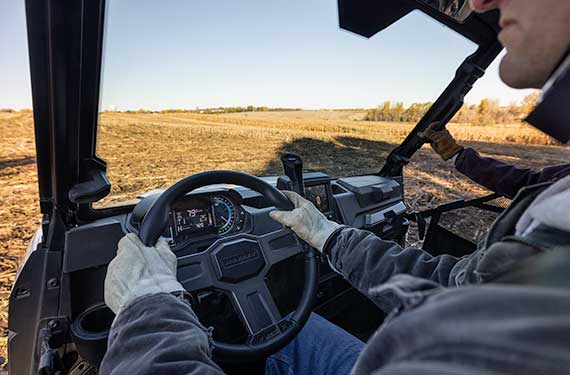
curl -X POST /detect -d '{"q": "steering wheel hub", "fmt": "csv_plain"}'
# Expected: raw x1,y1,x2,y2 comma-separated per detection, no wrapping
213,238,266,283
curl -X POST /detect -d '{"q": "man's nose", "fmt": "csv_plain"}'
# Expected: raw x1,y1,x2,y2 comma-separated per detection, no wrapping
469,0,501,13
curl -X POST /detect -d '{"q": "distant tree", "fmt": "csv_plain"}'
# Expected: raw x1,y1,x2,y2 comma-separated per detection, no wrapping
379,101,392,121
521,92,539,116
506,101,522,121
403,102,432,122
393,102,405,122
476,98,499,125
477,98,490,114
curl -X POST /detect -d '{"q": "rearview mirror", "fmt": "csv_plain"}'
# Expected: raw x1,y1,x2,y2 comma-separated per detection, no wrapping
418,0,473,22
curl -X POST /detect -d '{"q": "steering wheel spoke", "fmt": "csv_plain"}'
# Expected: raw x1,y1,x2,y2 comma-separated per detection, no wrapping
230,278,282,336
258,228,304,265
176,252,215,292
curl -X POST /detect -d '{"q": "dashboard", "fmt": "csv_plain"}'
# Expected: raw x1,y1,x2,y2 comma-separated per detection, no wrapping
138,179,338,252
62,172,408,363
125,173,406,261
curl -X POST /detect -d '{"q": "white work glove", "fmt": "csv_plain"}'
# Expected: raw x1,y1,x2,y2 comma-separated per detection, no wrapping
269,191,342,253
104,233,185,315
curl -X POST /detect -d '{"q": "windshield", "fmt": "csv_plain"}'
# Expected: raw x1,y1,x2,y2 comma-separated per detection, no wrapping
96,1,477,206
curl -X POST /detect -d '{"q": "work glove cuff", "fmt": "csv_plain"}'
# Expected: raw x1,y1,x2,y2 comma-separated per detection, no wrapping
312,220,343,252
440,144,464,161
121,276,185,314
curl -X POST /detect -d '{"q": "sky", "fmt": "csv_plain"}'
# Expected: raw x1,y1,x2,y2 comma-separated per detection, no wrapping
1,0,534,111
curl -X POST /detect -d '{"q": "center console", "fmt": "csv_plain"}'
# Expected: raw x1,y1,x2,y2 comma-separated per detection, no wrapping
334,175,407,242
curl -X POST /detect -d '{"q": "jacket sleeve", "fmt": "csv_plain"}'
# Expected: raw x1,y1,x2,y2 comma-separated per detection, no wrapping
455,148,570,199
100,293,225,375
353,285,570,375
325,227,469,311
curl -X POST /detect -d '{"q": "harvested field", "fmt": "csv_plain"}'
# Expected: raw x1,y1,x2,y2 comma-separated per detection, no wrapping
0,111,39,367
1,110,569,365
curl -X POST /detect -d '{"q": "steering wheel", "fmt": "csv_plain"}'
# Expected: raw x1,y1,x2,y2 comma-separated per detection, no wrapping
137,170,318,360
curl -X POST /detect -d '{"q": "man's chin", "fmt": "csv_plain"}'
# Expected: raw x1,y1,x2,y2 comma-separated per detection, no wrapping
499,53,546,90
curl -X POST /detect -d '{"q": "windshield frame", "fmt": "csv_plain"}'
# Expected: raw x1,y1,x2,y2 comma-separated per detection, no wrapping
26,0,502,223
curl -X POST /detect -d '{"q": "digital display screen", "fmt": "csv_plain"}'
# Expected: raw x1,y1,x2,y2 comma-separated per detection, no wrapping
172,199,215,236
305,184,330,213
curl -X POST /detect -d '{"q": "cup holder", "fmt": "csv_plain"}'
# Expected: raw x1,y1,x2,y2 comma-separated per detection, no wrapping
75,304,115,335
71,303,115,365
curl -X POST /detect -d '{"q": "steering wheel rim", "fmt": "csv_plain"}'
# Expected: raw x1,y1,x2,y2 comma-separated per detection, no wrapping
138,170,318,360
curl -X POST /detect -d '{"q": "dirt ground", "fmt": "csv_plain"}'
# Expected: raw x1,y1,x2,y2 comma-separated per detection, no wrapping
0,111,40,368
1,110,569,366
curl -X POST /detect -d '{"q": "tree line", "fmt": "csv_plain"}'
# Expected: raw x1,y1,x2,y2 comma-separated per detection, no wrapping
364,101,433,122
364,92,539,125
102,106,301,114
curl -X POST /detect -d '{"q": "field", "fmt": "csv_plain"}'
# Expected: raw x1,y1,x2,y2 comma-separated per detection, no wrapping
1,110,569,365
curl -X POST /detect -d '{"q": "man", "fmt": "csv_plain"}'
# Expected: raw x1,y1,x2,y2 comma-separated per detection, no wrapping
420,124,570,198
101,1,570,374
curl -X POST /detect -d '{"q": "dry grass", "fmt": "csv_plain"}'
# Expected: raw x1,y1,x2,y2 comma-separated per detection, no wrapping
0,112,40,366
97,111,560,204
1,110,569,366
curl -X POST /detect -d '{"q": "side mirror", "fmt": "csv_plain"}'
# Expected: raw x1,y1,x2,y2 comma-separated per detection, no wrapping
417,0,473,23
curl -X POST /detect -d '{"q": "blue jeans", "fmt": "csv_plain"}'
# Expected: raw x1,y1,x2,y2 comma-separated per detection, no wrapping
265,313,365,375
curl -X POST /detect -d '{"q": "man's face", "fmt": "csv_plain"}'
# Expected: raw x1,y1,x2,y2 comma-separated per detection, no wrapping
469,0,570,89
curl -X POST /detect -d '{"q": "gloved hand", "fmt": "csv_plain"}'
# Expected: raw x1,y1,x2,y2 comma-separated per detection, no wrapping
269,191,342,253
418,122,464,161
104,233,185,315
